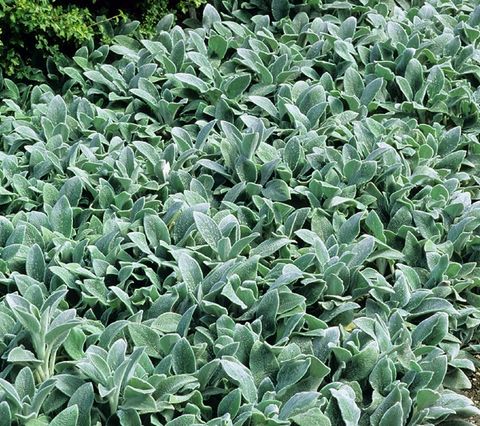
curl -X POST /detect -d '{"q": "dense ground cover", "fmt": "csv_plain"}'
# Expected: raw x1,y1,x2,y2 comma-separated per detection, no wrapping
0,0,480,424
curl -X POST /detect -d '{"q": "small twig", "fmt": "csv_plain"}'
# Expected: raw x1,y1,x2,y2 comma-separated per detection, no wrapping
88,13,125,29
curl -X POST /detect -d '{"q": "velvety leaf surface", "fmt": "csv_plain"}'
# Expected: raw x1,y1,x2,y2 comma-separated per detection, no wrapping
0,0,478,424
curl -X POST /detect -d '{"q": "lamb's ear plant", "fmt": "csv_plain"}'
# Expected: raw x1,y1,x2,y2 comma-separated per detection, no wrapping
76,340,150,416
0,0,479,424
4,287,80,383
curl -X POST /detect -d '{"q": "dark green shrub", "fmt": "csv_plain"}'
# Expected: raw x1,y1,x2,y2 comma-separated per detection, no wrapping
0,0,96,80
0,0,206,81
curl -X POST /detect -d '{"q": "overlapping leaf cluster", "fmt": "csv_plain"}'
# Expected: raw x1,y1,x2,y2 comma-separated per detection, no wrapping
0,0,480,424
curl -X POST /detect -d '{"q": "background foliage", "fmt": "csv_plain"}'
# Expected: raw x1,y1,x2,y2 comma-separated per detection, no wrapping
0,0,206,81
0,0,479,425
